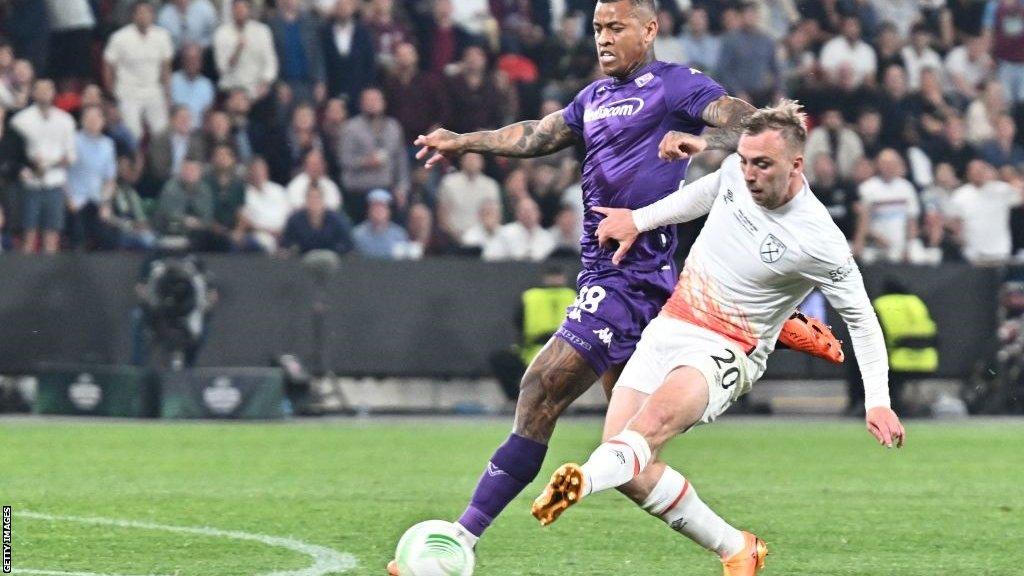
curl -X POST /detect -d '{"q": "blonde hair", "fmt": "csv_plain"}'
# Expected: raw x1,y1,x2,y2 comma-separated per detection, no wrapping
742,99,808,150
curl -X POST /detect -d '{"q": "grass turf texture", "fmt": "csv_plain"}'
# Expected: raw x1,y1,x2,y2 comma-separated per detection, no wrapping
1,417,1022,575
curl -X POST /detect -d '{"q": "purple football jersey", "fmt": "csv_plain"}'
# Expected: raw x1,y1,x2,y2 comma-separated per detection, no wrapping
562,60,727,269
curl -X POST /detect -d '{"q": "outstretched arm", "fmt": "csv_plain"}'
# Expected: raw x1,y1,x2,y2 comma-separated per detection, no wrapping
414,109,580,168
658,95,756,161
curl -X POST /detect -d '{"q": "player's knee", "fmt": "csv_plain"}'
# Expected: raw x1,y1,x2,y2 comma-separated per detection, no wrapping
629,405,676,448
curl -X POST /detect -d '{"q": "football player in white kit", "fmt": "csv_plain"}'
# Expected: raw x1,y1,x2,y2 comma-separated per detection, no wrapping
531,101,906,576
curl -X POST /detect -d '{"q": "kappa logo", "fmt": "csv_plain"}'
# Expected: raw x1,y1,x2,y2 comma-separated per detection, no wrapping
593,328,614,347
583,97,645,122
760,234,787,263
486,462,510,478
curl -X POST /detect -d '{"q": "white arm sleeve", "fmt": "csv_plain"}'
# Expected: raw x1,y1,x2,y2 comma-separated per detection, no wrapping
632,167,722,232
800,234,891,409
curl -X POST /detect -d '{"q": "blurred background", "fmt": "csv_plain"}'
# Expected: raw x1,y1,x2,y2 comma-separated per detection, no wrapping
0,0,1022,420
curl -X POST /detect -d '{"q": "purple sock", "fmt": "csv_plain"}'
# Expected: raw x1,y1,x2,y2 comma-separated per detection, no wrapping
457,433,548,538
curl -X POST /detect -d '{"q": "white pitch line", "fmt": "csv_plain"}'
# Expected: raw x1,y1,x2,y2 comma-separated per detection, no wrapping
14,511,358,576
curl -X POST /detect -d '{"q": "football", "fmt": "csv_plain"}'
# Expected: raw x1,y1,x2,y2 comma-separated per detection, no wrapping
394,520,475,576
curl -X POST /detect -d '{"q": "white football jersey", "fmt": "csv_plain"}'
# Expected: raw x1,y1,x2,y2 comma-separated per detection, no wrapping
633,154,890,407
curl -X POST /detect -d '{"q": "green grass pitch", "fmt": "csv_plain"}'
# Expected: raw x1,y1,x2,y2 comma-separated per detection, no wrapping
2,417,1022,575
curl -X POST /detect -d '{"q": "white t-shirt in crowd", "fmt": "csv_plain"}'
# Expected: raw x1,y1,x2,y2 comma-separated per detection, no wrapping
286,173,342,212
103,24,174,99
950,181,1023,262
858,176,921,259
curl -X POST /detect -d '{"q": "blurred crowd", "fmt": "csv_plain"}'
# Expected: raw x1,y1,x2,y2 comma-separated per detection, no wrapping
0,0,1022,265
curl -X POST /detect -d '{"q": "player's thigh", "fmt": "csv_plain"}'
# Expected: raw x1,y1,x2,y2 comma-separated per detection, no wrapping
628,366,710,448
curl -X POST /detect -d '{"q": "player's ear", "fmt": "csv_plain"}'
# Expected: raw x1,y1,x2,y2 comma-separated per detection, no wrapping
791,154,804,178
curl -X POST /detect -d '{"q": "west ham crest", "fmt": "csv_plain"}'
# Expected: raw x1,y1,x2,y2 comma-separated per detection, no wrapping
760,234,786,263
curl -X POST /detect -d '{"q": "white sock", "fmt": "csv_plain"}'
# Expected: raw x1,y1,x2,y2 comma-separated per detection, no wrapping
452,523,479,549
640,466,745,558
580,430,652,496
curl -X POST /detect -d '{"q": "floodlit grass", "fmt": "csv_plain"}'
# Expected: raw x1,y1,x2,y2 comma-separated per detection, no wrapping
2,417,1022,575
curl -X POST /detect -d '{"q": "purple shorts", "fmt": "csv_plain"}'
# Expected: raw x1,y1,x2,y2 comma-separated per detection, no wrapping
555,263,678,376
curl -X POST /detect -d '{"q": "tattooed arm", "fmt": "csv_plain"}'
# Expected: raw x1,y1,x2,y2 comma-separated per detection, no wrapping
699,95,757,151
657,95,757,161
414,109,580,168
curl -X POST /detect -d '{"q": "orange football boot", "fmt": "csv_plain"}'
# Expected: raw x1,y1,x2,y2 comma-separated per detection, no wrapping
778,311,845,363
721,531,768,576
531,463,585,526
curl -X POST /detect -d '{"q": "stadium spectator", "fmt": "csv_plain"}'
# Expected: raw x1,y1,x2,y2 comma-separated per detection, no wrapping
240,156,290,252
154,159,214,241
944,34,995,101
352,188,408,259
214,0,278,100
319,97,348,182
679,7,720,74
537,13,594,102
901,24,944,91
223,88,262,164
984,0,1024,103
437,152,501,242
204,144,247,251
203,110,235,154
404,201,453,257
11,78,77,254
280,183,353,255
338,87,408,221
450,0,492,37
927,115,977,179
716,2,779,105
950,159,1024,263
157,0,219,52
268,0,326,105
103,1,174,140
460,198,503,250
67,106,117,250
0,57,34,113
819,16,877,89
170,43,217,131
875,64,915,149
287,149,342,211
854,107,885,160
364,0,413,69
854,149,921,264
965,80,1008,144
482,197,555,262
777,20,816,96
7,0,50,76
550,204,582,256
145,105,207,194
872,0,923,38
921,162,961,261
284,102,323,174
101,95,140,158
805,107,865,180
653,9,686,65
106,155,155,250
446,45,517,134
417,0,474,75
45,0,96,84
981,114,1024,167
322,0,376,112
382,41,451,147
809,154,859,240
872,23,905,84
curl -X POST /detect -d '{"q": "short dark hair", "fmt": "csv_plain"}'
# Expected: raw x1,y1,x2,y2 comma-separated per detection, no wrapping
597,0,657,16
742,99,808,150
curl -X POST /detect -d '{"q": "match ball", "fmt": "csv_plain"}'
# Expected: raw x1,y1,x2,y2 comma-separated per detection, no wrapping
395,520,475,576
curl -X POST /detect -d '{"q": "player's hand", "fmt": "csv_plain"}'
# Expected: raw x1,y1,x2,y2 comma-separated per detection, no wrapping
866,406,905,449
414,128,462,169
658,131,707,161
592,206,638,266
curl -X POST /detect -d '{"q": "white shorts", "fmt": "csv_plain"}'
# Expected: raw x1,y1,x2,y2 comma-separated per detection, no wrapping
615,315,754,424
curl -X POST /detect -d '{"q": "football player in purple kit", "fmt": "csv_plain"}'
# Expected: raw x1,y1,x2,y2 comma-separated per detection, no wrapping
388,0,758,573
